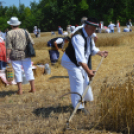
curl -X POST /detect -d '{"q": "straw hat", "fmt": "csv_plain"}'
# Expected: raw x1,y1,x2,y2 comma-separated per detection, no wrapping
7,17,21,26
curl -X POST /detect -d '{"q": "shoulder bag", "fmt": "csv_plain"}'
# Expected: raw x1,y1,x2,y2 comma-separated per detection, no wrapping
24,30,36,58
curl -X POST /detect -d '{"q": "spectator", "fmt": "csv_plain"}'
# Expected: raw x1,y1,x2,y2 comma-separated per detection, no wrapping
6,16,35,95
33,26,38,38
126,19,132,27
66,25,71,36
108,21,115,33
37,28,41,37
116,20,120,33
58,26,63,35
0,37,7,70
70,26,75,33
123,26,132,32
99,21,103,33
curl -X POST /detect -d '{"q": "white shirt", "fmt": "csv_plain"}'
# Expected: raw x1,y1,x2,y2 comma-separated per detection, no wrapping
105,28,110,33
116,22,120,28
55,38,65,48
0,32,5,40
61,27,99,69
33,29,37,34
55,38,63,44
123,28,130,32
66,26,71,33
108,24,115,30
70,26,75,32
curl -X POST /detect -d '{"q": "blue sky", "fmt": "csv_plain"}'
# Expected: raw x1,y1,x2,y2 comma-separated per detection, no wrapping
3,0,39,7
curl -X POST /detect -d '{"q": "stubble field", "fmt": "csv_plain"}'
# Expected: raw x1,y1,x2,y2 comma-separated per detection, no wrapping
0,26,134,133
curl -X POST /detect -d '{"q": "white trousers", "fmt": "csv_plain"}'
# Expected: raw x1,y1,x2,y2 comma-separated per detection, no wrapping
11,58,34,83
67,69,93,109
117,27,120,33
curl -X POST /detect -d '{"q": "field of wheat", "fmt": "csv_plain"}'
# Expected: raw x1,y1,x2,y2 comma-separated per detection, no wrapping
0,26,134,134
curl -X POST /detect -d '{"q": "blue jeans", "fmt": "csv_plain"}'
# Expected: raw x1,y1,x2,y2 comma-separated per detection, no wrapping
49,50,60,63
110,30,114,33
0,60,7,70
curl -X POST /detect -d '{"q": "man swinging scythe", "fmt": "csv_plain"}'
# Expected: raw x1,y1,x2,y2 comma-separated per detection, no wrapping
61,17,108,115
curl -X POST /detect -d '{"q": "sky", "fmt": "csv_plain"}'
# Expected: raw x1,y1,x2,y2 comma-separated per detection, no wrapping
3,0,39,7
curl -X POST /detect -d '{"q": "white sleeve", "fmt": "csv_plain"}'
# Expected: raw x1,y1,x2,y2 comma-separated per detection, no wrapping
72,35,86,64
71,26,83,34
55,38,63,44
91,38,100,56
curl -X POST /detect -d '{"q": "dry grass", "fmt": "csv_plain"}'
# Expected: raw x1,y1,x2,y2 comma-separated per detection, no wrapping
0,28,134,133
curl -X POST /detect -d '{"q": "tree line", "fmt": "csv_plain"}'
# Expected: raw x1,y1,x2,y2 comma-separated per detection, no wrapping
0,0,134,32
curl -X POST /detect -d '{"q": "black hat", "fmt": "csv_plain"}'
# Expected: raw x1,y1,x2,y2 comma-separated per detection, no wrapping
85,17,99,27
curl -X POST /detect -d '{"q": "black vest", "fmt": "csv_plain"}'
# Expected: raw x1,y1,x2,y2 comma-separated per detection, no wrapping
65,28,92,69
50,37,63,48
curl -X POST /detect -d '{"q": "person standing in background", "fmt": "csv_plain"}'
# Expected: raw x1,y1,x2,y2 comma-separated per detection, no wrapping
126,19,132,27
37,28,41,37
6,16,35,95
0,37,7,70
99,21,103,33
126,19,132,31
108,21,115,33
116,20,120,33
58,26,63,35
66,25,71,36
33,26,38,38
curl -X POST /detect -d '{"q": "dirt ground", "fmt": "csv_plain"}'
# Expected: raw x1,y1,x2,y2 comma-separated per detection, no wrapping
0,28,134,133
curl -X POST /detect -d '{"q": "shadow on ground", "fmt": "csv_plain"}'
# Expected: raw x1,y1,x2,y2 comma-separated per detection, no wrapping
33,105,73,118
49,76,69,80
0,90,17,97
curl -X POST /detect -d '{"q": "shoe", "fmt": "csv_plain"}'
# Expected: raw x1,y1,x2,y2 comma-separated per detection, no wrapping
77,108,89,115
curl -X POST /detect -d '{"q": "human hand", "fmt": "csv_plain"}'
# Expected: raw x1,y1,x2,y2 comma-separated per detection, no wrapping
7,57,11,63
88,70,96,80
98,51,108,58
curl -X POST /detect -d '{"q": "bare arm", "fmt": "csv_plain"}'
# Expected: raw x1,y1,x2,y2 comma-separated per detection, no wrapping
6,49,12,58
54,41,59,50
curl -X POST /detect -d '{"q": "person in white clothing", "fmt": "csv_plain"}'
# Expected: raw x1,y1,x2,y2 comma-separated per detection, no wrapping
116,20,120,33
6,17,35,95
0,30,5,40
70,26,75,33
61,17,108,114
123,26,132,32
99,21,103,33
66,25,71,36
108,21,115,33
33,26,38,38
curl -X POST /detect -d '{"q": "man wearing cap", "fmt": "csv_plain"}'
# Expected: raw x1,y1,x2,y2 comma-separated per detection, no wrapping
71,16,98,43
47,36,70,64
61,17,108,114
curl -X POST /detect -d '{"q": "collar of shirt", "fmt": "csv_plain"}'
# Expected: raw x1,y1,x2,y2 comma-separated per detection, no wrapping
82,26,89,38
